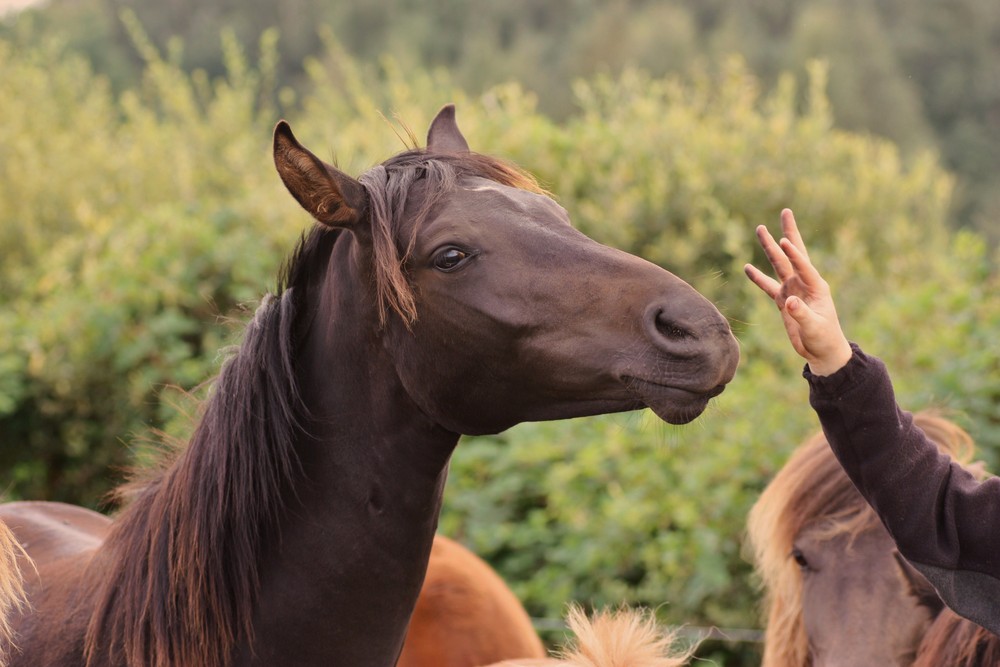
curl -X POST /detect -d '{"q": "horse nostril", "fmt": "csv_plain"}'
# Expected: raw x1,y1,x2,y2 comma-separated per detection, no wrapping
655,310,694,341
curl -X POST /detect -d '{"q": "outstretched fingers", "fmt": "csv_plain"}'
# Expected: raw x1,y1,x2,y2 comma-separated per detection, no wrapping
747,209,827,305
744,262,781,300
777,236,824,291
754,224,795,282
779,208,810,259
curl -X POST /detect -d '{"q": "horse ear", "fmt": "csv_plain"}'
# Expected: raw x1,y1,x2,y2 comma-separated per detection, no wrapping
426,104,470,153
273,121,367,229
893,551,945,615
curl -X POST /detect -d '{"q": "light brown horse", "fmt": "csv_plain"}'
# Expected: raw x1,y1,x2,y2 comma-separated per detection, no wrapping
398,535,545,667
0,105,739,667
0,521,26,667
489,606,693,667
746,412,978,667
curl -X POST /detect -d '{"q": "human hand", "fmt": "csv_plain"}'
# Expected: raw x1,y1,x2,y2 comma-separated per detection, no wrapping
744,209,853,376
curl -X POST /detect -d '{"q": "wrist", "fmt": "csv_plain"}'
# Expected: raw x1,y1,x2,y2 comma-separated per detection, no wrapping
807,340,853,377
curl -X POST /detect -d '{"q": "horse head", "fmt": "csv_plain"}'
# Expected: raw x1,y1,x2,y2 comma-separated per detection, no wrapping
747,412,981,667
788,523,939,666
273,104,740,436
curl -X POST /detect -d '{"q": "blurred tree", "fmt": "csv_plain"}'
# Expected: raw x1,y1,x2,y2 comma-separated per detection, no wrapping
6,0,998,240
786,0,933,152
872,0,1000,244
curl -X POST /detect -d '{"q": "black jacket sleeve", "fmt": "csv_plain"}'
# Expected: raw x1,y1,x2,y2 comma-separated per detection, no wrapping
806,344,1000,635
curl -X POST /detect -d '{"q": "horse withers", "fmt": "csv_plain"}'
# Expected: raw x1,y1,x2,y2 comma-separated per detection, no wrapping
0,105,739,667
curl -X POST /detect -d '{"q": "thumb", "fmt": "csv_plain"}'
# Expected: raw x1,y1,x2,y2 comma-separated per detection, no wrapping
786,296,828,340
785,296,815,326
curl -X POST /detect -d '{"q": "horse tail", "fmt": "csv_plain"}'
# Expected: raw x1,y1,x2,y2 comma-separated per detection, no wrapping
0,520,29,667
489,606,693,667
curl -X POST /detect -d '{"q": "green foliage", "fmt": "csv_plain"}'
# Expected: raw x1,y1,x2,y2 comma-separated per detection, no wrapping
8,0,1000,240
0,28,997,666
0,27,292,504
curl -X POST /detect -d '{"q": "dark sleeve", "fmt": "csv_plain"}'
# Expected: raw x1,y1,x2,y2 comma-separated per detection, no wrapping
806,344,1000,634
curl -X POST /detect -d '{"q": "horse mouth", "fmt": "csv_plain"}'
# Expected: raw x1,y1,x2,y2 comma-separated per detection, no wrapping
622,377,725,425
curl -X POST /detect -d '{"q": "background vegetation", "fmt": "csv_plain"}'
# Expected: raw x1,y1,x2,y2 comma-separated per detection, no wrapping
1,2,998,664
8,0,999,246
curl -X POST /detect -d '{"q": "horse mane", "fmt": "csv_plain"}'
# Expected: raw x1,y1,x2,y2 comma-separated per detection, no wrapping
555,606,692,667
496,606,692,667
913,607,1000,667
84,281,305,667
80,146,542,667
0,521,28,667
746,411,976,667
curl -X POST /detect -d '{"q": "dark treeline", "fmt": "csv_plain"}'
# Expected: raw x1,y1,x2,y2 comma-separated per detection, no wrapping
6,0,999,242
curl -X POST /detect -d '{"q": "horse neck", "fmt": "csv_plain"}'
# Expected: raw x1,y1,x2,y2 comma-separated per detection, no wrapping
244,235,461,666
84,233,460,667
293,233,459,497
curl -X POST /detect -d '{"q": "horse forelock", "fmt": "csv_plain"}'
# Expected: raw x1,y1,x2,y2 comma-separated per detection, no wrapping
356,149,544,328
748,411,978,667
84,289,304,667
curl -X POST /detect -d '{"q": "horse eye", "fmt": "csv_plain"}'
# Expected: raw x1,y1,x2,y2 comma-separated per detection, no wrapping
433,247,473,272
791,547,811,571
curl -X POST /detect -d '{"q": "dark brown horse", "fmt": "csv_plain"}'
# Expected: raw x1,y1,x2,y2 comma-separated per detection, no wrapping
397,534,545,667
0,105,739,667
746,412,984,667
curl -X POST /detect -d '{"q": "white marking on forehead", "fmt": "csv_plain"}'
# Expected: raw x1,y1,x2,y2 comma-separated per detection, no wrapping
460,177,570,222
466,182,504,193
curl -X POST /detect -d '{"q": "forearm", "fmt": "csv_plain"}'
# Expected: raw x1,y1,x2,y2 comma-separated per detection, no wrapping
805,344,999,572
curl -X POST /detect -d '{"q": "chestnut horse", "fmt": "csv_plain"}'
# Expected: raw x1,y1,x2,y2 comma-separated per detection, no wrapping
398,535,545,667
746,412,981,667
489,606,692,667
0,105,739,667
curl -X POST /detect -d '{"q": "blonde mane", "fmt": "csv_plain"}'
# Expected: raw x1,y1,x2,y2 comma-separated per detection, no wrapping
746,411,975,667
495,606,693,667
0,521,28,667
